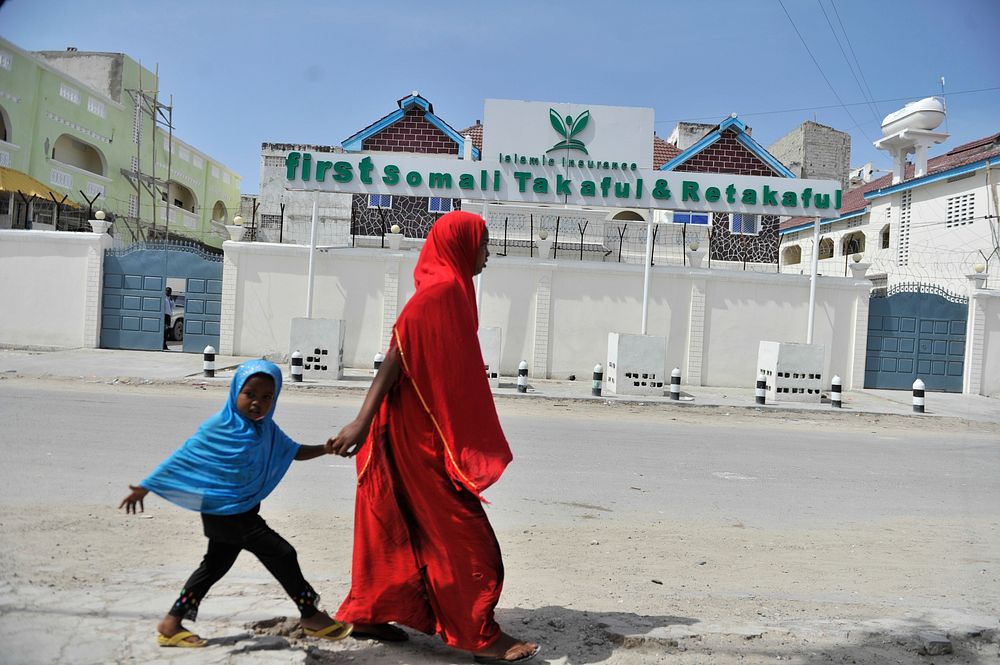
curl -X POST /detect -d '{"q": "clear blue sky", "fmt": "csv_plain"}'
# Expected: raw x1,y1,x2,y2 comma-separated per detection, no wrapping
3,0,998,193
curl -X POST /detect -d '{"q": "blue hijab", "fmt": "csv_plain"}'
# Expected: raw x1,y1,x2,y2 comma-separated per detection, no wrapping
142,359,300,515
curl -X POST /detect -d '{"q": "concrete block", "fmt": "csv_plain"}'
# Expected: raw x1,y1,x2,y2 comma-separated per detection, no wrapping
606,333,666,396
757,341,824,403
289,317,344,380
478,326,502,388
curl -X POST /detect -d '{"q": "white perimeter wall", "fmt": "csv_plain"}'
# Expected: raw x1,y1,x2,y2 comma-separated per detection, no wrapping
222,241,872,389
0,230,109,348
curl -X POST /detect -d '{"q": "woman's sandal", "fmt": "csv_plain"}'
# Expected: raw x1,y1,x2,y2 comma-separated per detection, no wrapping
303,620,354,641
157,630,207,648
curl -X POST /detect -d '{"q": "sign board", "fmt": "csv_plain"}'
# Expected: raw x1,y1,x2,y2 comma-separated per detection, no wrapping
482,99,654,170
284,152,842,217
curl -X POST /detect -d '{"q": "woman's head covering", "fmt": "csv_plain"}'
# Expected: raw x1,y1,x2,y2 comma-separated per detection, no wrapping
412,210,485,324
141,359,300,515
360,211,511,498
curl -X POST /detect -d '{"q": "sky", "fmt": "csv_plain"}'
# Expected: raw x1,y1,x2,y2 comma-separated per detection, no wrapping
2,0,998,194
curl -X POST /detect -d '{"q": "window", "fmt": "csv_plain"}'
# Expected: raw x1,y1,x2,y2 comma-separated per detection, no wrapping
260,214,282,230
730,213,758,235
87,97,106,118
368,194,392,209
842,231,865,256
782,245,802,265
59,83,80,104
673,211,710,225
880,224,890,249
946,193,975,228
818,237,834,260
428,197,453,214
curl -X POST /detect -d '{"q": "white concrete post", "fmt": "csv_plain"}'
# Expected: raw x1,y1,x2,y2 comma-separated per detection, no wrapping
807,216,820,344
373,352,384,376
592,363,603,397
830,374,842,408
912,378,925,413
305,194,318,318
203,345,216,378
641,216,654,335
670,367,681,400
517,360,529,393
755,372,767,405
291,350,303,382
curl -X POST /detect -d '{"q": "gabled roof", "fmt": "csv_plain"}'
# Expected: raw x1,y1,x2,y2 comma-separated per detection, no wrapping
653,134,682,169
659,116,796,177
781,130,1000,233
342,92,480,158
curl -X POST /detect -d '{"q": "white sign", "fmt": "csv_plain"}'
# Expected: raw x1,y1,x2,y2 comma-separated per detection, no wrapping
283,152,843,216
482,99,654,170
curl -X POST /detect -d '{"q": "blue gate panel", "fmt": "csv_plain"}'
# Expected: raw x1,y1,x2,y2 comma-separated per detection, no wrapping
187,299,204,314
141,317,160,332
124,274,143,290
104,273,123,288
143,275,164,291
865,289,967,392
206,301,222,315
102,314,120,328
121,316,141,331
188,279,206,293
208,280,223,293
142,297,160,311
205,321,220,335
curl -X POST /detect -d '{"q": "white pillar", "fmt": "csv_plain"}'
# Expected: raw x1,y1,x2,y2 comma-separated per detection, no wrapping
807,216,820,344
641,214,654,335
305,194,318,318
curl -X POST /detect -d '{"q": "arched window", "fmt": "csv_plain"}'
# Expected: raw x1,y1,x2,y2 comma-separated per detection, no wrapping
52,133,105,176
880,224,890,249
782,245,802,265
212,200,228,223
0,104,10,143
842,231,866,257
818,237,834,260
611,209,646,222
160,181,198,213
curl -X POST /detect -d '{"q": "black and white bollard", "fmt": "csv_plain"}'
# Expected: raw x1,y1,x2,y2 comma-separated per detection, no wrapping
592,364,603,397
830,375,842,408
517,360,528,393
202,345,216,378
912,378,925,413
373,352,384,376
755,372,766,405
291,350,303,382
670,367,681,400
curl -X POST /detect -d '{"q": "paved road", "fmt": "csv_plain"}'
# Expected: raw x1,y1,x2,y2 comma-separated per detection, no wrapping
1,380,998,664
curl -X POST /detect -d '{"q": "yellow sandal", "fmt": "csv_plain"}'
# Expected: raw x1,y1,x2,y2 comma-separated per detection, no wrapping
304,620,353,641
157,630,207,648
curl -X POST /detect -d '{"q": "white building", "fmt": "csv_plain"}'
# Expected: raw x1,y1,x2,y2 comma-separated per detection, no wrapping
779,131,1000,294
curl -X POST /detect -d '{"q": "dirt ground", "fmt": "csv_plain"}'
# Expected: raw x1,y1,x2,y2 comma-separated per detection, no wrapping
1,379,998,664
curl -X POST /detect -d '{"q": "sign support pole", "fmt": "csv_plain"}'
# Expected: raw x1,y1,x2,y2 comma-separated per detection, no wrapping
305,193,318,319
641,212,654,335
807,215,820,344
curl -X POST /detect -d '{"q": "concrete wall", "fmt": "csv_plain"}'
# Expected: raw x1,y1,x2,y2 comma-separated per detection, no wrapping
0,230,109,348
965,285,1000,397
221,240,872,389
768,121,851,188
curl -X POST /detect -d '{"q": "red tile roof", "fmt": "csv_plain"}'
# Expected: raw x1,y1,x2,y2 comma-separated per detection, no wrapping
781,130,1000,230
460,121,484,151
653,134,682,169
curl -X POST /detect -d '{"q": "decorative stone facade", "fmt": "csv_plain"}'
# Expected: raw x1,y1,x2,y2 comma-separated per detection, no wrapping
350,194,461,238
674,129,785,264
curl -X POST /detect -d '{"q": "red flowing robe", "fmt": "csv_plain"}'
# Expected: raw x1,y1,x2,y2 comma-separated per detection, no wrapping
337,211,513,651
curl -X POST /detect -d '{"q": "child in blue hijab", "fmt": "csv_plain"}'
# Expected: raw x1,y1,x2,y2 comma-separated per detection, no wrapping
120,359,352,648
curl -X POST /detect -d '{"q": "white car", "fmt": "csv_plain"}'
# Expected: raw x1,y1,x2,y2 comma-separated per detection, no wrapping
167,294,185,341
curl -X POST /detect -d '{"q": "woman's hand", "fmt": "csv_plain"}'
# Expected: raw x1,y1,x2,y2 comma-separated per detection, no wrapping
326,419,370,457
119,485,149,514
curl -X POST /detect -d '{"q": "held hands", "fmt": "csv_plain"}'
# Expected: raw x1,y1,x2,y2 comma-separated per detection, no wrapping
119,485,149,514
325,418,370,457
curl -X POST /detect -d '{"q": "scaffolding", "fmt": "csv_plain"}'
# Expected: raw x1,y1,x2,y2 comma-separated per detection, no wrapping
121,63,175,244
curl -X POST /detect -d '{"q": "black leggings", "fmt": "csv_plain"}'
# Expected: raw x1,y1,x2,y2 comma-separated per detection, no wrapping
169,506,319,621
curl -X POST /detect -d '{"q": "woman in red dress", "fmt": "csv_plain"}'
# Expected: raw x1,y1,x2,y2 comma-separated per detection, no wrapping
327,211,539,663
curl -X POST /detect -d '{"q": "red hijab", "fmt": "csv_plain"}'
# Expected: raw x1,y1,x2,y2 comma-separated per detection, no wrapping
374,211,512,497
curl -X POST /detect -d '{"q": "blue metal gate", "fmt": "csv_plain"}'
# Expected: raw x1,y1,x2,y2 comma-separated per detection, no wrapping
101,242,223,353
864,283,967,392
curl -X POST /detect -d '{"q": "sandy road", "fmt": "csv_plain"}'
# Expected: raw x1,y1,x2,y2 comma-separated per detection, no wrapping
0,378,998,664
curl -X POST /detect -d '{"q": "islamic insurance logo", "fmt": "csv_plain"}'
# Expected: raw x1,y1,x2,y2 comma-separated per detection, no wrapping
546,108,591,154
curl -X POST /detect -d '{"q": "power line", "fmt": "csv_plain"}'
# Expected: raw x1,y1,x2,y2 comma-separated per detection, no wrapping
654,87,1000,125
829,0,883,119
817,0,882,126
776,0,874,143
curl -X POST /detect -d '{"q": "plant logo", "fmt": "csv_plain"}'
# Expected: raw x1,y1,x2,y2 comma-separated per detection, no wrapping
547,108,590,154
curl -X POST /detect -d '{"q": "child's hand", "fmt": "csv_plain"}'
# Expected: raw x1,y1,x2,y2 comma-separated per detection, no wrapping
119,485,149,514
326,419,369,457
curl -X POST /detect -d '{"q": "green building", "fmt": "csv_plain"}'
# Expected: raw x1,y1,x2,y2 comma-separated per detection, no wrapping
0,36,240,249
